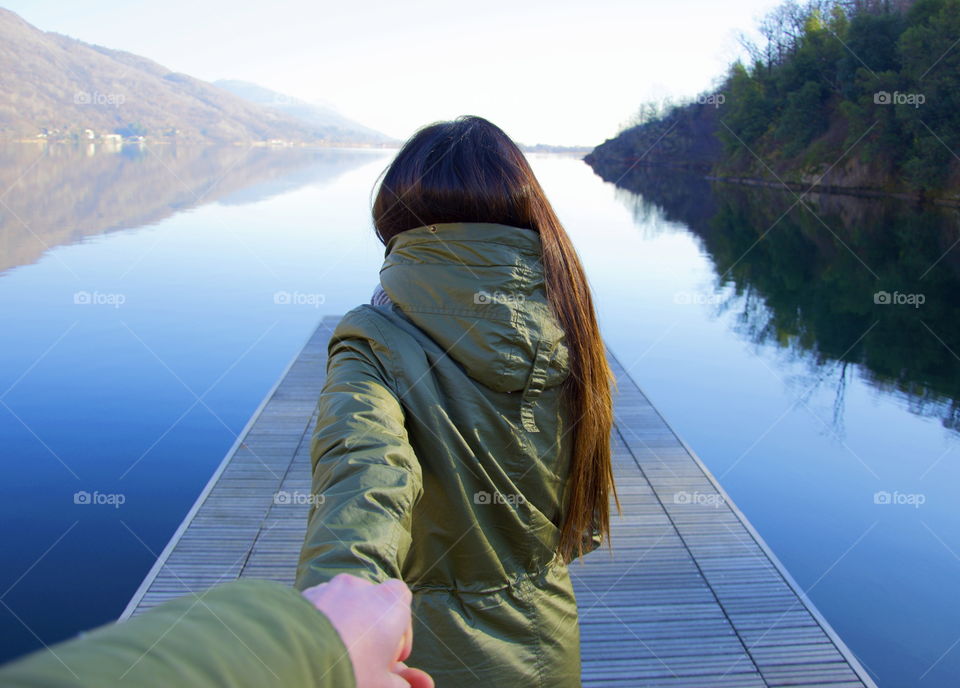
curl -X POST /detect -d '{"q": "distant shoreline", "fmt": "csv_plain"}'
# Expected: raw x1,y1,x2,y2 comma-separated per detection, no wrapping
586,157,960,208
1,138,595,157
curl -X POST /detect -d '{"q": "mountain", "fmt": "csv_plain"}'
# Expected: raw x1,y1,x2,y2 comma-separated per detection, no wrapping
214,80,393,145
0,8,379,145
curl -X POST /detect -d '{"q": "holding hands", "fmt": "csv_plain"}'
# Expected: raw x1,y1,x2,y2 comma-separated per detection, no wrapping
302,574,434,688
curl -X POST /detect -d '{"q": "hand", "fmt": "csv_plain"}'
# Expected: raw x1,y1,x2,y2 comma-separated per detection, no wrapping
302,574,434,688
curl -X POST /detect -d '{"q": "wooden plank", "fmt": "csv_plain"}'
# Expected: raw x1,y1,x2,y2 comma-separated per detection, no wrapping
123,317,877,688
600,349,876,688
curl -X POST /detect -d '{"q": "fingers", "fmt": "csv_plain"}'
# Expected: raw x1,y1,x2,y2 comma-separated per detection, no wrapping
394,664,435,688
379,578,412,604
382,672,414,688
374,579,414,658
390,621,413,663
299,580,328,603
399,622,413,663
302,575,432,688
333,572,373,590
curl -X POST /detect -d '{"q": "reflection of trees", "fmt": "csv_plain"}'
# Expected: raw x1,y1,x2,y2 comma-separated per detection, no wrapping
591,161,960,433
0,144,382,274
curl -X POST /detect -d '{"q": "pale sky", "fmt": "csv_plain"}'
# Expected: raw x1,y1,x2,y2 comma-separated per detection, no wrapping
5,0,780,146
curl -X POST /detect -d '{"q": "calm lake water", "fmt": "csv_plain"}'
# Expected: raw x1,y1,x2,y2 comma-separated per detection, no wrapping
1,144,958,686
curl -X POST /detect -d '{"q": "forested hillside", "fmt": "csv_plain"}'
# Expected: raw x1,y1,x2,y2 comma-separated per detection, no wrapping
588,0,960,201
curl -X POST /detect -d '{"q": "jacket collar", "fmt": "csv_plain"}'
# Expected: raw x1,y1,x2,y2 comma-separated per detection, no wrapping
379,222,570,398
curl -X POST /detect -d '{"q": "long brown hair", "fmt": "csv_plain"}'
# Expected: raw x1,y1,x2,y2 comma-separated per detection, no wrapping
371,115,618,563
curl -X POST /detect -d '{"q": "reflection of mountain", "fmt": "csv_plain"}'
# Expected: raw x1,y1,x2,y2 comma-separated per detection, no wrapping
592,160,960,432
213,149,386,207
0,144,382,274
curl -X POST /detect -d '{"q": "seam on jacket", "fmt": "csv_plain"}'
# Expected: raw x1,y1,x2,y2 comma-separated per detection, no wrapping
408,557,566,594
386,520,405,578
355,307,427,507
390,302,528,325
386,235,542,256
526,576,546,688
357,304,454,412
340,307,424,514
353,305,405,400
372,302,528,391
384,256,526,268
520,338,557,433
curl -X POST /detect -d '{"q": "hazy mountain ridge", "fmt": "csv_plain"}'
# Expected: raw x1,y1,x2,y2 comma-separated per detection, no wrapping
213,80,393,145
0,8,383,145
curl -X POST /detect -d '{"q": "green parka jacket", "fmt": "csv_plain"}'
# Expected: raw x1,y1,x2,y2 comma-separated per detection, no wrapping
295,221,601,687
0,580,356,687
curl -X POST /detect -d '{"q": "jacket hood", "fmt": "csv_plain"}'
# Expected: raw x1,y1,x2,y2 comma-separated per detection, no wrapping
379,222,570,396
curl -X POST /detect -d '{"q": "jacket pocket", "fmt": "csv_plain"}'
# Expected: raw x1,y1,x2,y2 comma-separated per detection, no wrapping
408,586,539,687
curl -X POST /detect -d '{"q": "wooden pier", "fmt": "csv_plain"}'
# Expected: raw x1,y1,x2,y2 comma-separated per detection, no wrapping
123,315,876,687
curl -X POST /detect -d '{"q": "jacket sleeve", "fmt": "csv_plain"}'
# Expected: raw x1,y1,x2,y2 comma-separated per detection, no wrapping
295,310,422,590
0,579,355,688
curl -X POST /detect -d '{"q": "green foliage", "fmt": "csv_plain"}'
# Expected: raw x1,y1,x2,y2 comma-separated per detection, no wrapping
595,0,959,196
896,0,960,188
719,62,774,151
702,0,960,193
776,80,828,155
837,12,904,95
716,0,960,192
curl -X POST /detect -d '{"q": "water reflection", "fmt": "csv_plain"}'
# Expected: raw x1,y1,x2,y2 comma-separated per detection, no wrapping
0,144,381,274
0,144,392,665
591,162,960,433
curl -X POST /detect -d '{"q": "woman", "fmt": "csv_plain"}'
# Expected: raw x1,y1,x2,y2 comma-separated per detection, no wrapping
295,115,618,687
